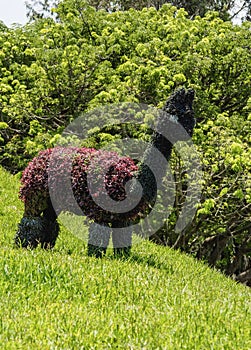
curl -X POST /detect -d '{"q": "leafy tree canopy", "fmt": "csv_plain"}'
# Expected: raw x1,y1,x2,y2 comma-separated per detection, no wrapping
25,0,251,21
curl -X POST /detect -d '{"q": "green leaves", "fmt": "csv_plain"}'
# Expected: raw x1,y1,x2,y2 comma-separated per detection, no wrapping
0,122,8,130
197,199,216,215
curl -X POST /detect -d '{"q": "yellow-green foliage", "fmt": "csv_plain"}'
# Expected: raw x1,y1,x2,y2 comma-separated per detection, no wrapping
0,5,250,171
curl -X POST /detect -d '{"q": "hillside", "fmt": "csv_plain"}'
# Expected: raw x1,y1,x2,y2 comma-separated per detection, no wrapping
0,166,250,349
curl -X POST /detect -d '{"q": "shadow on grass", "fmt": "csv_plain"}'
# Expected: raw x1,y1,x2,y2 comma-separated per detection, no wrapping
107,250,175,275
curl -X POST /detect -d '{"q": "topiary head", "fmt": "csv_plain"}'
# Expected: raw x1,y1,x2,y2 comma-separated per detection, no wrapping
162,87,195,138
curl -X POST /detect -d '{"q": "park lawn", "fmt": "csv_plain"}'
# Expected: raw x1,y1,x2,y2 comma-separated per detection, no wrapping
0,166,250,349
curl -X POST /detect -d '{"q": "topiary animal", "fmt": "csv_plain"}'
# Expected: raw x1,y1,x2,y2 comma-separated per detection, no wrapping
15,88,195,257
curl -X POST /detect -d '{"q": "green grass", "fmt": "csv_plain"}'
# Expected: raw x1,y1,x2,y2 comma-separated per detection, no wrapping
0,166,250,349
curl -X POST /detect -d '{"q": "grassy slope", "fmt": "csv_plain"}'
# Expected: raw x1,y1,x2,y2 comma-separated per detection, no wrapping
0,167,250,349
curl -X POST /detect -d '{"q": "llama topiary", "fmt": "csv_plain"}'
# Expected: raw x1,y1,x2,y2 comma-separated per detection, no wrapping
15,88,195,257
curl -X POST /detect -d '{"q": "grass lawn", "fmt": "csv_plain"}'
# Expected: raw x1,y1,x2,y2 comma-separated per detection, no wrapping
0,167,250,349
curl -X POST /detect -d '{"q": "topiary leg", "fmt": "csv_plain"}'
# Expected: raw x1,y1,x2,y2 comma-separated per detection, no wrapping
112,225,132,258
40,200,60,249
15,216,46,248
40,220,60,249
87,223,111,258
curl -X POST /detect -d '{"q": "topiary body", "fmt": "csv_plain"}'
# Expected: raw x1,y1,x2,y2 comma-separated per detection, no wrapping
15,88,195,257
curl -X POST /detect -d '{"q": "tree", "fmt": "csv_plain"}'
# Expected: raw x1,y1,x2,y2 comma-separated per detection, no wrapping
25,0,251,21
25,0,59,20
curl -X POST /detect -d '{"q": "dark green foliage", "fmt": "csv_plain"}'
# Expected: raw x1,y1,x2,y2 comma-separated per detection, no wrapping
135,88,195,205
